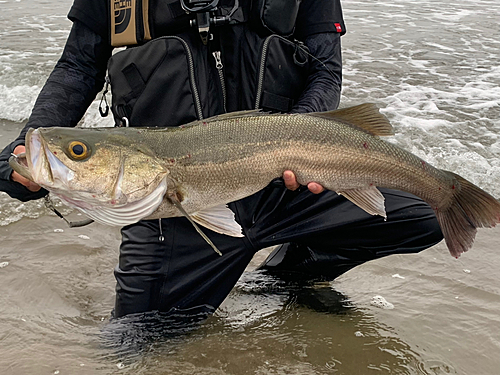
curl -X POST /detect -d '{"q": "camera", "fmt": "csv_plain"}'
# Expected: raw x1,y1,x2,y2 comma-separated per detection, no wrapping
180,0,238,44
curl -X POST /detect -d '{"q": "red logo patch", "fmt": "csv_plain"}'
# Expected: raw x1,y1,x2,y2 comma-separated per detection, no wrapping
335,23,342,33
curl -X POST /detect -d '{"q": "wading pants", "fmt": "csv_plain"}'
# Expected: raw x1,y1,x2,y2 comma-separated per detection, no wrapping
114,180,443,317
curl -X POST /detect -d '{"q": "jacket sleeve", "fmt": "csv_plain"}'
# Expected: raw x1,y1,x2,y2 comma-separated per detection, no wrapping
291,32,342,113
0,20,112,201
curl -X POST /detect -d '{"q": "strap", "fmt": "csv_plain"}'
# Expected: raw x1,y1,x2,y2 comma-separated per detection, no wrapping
168,0,186,18
122,63,146,97
261,91,294,113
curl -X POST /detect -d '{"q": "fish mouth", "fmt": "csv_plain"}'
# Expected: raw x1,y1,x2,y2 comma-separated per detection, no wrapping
26,128,74,189
8,152,33,182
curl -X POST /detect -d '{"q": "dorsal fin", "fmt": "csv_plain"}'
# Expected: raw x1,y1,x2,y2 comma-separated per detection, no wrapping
308,103,394,137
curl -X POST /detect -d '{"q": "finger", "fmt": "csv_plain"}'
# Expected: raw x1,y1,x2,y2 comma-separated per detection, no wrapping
13,145,26,155
307,182,325,194
11,171,41,192
283,170,300,191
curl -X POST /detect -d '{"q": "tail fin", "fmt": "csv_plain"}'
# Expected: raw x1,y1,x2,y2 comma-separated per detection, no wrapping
436,171,500,258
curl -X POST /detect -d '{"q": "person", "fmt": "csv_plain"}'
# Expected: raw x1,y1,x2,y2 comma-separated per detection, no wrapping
0,0,443,318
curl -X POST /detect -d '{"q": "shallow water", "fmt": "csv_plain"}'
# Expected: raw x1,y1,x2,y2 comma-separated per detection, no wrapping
1,0,499,374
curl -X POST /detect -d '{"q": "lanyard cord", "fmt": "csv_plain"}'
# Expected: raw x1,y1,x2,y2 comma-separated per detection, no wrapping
44,195,94,228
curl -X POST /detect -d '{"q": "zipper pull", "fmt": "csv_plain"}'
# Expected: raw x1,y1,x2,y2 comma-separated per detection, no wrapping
212,51,223,70
212,51,227,112
158,218,164,242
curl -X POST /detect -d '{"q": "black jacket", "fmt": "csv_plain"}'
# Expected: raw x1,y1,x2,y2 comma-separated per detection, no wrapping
0,0,345,201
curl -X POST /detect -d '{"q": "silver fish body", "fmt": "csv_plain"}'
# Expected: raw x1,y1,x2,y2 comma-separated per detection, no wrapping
11,104,500,257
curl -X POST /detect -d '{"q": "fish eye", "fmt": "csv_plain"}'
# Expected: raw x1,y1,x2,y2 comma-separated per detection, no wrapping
67,141,91,160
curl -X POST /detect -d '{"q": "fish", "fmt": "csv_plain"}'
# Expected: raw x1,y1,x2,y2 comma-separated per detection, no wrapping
9,103,500,258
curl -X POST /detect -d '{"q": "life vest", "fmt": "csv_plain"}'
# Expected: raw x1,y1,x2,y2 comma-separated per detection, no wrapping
104,0,342,127
108,0,304,47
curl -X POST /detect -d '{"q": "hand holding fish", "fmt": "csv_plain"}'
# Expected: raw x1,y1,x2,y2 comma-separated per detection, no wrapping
283,170,325,194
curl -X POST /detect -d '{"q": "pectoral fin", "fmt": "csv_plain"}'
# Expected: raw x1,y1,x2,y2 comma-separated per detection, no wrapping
337,186,387,218
166,192,224,256
192,204,244,238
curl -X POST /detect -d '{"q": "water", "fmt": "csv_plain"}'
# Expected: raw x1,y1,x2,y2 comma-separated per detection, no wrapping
0,0,499,374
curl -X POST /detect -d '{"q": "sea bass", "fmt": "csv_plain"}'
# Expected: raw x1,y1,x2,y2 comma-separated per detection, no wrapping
10,104,500,258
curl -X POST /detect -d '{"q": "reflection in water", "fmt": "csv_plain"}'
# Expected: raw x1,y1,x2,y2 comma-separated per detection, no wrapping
99,306,214,362
98,271,447,375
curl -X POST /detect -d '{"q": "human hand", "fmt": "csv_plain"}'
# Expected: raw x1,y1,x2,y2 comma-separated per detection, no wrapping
11,145,41,192
283,170,325,194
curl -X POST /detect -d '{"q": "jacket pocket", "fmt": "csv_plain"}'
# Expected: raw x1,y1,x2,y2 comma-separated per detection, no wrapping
251,0,301,36
107,36,204,127
255,35,310,112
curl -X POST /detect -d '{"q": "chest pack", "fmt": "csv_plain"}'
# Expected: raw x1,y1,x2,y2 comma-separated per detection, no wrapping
105,0,310,127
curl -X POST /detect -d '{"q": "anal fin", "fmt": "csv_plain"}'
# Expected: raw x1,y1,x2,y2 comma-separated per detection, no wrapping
192,204,244,238
337,186,387,218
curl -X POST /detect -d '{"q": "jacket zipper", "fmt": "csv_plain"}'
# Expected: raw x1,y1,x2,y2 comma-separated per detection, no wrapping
175,36,204,119
255,35,274,109
212,51,227,112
